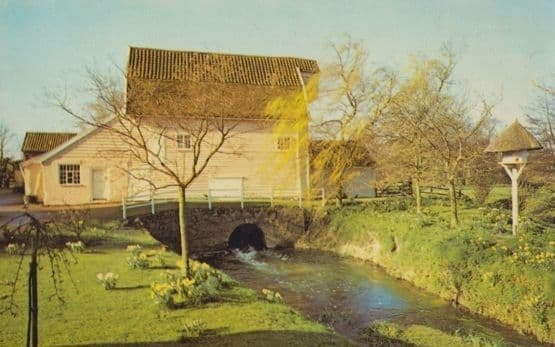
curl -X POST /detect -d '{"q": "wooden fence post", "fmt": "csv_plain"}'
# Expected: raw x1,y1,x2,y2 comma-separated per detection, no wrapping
208,188,212,210
122,197,127,220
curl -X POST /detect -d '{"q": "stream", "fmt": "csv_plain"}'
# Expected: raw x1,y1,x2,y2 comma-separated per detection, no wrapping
209,249,546,346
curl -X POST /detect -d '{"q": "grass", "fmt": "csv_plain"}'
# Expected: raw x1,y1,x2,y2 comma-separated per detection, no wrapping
0,227,351,346
363,320,506,347
299,195,555,343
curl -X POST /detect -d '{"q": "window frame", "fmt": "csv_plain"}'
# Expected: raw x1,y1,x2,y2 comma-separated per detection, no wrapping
176,133,192,151
59,164,81,186
276,136,292,151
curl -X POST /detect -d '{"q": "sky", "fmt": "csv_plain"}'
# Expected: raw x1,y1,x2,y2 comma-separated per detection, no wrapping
1,0,554,158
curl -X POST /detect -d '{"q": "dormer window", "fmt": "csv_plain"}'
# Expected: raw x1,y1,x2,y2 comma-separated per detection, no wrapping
177,134,191,150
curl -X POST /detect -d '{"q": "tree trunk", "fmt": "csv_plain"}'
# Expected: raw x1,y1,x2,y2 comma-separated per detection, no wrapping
27,229,39,347
335,184,344,207
447,178,459,227
177,185,190,276
413,176,422,214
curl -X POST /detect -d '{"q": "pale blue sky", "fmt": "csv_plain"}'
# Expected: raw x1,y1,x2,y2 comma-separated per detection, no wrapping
1,0,554,157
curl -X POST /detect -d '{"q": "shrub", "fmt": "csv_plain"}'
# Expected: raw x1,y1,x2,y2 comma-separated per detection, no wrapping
153,252,166,268
150,260,237,309
126,244,142,255
5,243,25,255
261,288,283,303
362,320,402,340
126,244,150,269
96,272,118,290
151,282,175,308
416,208,439,228
477,207,510,233
363,197,413,213
523,184,555,224
65,241,85,253
127,253,150,270
181,319,207,339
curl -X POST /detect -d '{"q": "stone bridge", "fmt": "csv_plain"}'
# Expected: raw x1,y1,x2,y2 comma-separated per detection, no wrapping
133,206,307,254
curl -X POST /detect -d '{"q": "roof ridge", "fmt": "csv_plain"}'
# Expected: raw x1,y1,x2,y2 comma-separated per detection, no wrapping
25,131,77,134
128,46,318,63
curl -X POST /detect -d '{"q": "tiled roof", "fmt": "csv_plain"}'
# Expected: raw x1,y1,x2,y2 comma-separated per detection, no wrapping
485,121,543,153
126,47,320,119
21,132,77,153
127,47,319,86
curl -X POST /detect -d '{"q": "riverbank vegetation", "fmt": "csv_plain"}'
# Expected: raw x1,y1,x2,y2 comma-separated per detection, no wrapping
0,226,350,346
299,186,555,343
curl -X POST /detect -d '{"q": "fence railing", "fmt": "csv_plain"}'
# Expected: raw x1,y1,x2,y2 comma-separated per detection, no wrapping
122,186,326,219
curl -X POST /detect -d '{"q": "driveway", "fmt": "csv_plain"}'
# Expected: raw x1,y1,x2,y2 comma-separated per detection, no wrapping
0,189,126,226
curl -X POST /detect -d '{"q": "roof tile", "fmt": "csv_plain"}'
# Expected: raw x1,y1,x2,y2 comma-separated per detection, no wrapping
127,47,319,86
22,132,77,153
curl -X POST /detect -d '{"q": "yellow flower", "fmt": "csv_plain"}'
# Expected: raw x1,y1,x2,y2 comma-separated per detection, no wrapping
182,278,196,287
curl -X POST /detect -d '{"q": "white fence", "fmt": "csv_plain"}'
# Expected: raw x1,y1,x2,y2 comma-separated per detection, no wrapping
122,186,325,219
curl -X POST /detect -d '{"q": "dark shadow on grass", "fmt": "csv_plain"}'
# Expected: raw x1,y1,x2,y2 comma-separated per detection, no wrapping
147,265,178,270
72,329,412,346
112,285,149,291
72,330,347,346
83,250,107,254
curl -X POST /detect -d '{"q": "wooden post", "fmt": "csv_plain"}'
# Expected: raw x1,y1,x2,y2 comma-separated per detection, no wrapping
150,197,155,215
240,185,244,209
501,163,524,236
122,197,127,220
207,188,212,210
270,187,274,207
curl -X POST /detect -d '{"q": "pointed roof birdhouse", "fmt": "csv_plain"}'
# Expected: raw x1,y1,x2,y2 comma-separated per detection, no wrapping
485,121,542,165
485,121,542,153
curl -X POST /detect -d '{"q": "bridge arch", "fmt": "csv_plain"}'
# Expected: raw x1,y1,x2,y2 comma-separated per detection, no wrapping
228,223,266,251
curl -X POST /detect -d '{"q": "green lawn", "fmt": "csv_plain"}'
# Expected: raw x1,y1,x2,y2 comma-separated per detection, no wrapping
0,227,350,346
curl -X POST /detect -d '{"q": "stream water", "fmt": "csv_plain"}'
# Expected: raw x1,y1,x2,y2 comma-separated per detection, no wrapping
209,249,546,346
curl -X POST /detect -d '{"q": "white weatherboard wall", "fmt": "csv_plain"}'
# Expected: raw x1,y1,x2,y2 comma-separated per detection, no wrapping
30,118,308,205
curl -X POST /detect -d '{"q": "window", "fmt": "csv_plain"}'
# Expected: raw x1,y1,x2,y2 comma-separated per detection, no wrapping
277,136,291,151
176,134,191,150
59,164,80,185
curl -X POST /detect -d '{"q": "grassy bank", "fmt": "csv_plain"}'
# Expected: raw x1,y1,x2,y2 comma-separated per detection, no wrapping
298,201,555,343
0,227,350,346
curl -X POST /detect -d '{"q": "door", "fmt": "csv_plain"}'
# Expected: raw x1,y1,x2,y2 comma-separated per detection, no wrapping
92,169,108,200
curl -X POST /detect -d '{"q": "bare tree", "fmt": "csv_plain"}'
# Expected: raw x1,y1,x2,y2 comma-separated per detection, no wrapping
526,80,555,154
378,48,492,225
52,56,281,275
0,122,14,188
523,80,555,184
1,213,76,347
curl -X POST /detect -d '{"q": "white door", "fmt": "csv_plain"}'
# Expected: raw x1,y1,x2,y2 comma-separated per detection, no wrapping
92,169,108,200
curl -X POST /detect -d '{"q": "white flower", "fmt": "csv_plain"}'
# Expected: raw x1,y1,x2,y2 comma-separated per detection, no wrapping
97,273,104,280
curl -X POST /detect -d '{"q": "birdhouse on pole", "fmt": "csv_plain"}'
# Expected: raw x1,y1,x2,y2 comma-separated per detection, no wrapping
484,120,542,235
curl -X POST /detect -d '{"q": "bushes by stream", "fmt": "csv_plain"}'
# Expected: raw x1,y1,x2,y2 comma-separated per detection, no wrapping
298,205,555,343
